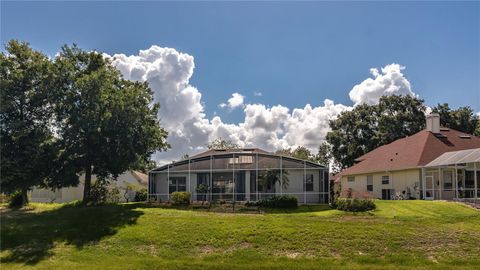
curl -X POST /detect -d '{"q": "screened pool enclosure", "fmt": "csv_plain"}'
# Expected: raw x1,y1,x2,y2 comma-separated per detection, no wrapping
148,149,329,204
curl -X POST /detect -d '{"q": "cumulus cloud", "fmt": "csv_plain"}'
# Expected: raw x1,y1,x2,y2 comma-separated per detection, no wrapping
220,92,245,110
106,46,414,163
348,63,415,106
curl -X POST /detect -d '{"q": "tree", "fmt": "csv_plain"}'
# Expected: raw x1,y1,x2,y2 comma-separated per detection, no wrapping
432,103,479,135
274,148,293,157
476,119,480,137
129,158,157,173
0,40,77,206
196,184,209,205
206,137,240,150
52,45,169,204
259,169,289,193
327,95,426,169
316,142,332,167
291,146,314,161
327,104,379,169
275,146,317,162
376,95,426,145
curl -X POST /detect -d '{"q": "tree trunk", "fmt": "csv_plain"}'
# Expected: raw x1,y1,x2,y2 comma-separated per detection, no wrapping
83,164,92,204
21,187,28,206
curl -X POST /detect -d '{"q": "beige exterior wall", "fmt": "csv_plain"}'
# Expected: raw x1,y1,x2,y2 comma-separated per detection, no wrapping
339,168,422,199
30,171,146,203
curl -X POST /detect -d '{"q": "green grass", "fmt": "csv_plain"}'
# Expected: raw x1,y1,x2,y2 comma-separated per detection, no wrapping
1,201,479,269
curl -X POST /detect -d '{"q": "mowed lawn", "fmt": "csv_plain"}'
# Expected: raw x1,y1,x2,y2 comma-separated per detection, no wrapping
1,201,480,270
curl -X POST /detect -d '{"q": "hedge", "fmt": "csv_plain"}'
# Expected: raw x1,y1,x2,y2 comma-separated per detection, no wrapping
335,198,376,212
171,191,191,205
251,195,298,209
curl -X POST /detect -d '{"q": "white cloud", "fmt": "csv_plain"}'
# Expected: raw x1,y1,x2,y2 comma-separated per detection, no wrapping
107,46,413,163
220,92,245,110
254,91,263,97
348,63,415,106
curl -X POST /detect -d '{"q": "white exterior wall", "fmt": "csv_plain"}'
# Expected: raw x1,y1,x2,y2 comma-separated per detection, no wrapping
340,169,422,199
30,171,146,203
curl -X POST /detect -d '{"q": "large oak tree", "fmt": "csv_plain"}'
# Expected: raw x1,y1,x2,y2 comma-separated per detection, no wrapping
52,45,169,204
326,95,426,170
432,103,479,136
0,41,77,205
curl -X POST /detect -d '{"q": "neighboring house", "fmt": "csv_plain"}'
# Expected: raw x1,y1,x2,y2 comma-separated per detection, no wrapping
148,148,329,204
30,170,148,203
337,114,480,200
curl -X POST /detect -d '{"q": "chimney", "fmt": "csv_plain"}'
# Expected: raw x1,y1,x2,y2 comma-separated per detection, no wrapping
426,113,440,133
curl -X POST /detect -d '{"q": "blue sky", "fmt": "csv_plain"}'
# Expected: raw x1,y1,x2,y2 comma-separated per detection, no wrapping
2,1,479,160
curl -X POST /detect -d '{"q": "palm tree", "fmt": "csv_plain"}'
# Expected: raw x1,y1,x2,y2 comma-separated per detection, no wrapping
259,169,289,193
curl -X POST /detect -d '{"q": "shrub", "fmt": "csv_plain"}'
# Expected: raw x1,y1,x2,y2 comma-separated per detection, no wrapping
89,182,108,205
244,201,256,207
255,195,298,209
134,188,148,202
335,198,376,212
107,187,120,203
171,191,191,206
8,190,24,208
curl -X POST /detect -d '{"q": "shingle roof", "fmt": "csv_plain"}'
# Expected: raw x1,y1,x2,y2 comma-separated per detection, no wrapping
339,128,480,176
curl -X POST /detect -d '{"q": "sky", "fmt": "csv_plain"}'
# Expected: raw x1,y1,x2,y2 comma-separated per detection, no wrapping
2,1,479,162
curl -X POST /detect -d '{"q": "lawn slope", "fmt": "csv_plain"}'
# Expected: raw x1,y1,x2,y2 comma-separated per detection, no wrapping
1,201,479,270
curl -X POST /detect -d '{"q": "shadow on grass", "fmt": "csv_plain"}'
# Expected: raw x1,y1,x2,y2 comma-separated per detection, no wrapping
1,203,143,265
144,203,333,214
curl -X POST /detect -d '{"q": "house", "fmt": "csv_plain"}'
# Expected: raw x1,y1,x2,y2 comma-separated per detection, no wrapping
148,148,329,204
338,113,480,200
30,170,148,203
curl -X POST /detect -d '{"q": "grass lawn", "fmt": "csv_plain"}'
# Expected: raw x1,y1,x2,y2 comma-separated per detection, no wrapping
1,201,480,269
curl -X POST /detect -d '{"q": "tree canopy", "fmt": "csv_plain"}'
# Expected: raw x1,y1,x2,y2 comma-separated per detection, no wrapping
206,137,240,150
275,146,317,163
432,103,479,135
1,40,169,205
326,95,426,170
52,45,169,203
0,40,78,205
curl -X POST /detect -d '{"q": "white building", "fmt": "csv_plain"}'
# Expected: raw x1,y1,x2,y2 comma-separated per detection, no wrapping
30,171,147,203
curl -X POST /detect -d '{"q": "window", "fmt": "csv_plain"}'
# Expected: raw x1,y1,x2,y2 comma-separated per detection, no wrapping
443,170,453,190
367,175,373,191
169,177,186,193
382,175,389,185
347,176,355,182
305,174,314,192
229,155,253,164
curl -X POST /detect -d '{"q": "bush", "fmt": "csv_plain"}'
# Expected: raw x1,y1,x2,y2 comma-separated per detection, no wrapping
244,201,256,207
107,187,120,203
89,182,108,205
134,188,147,202
335,198,376,212
8,190,24,208
171,191,191,206
255,195,298,209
